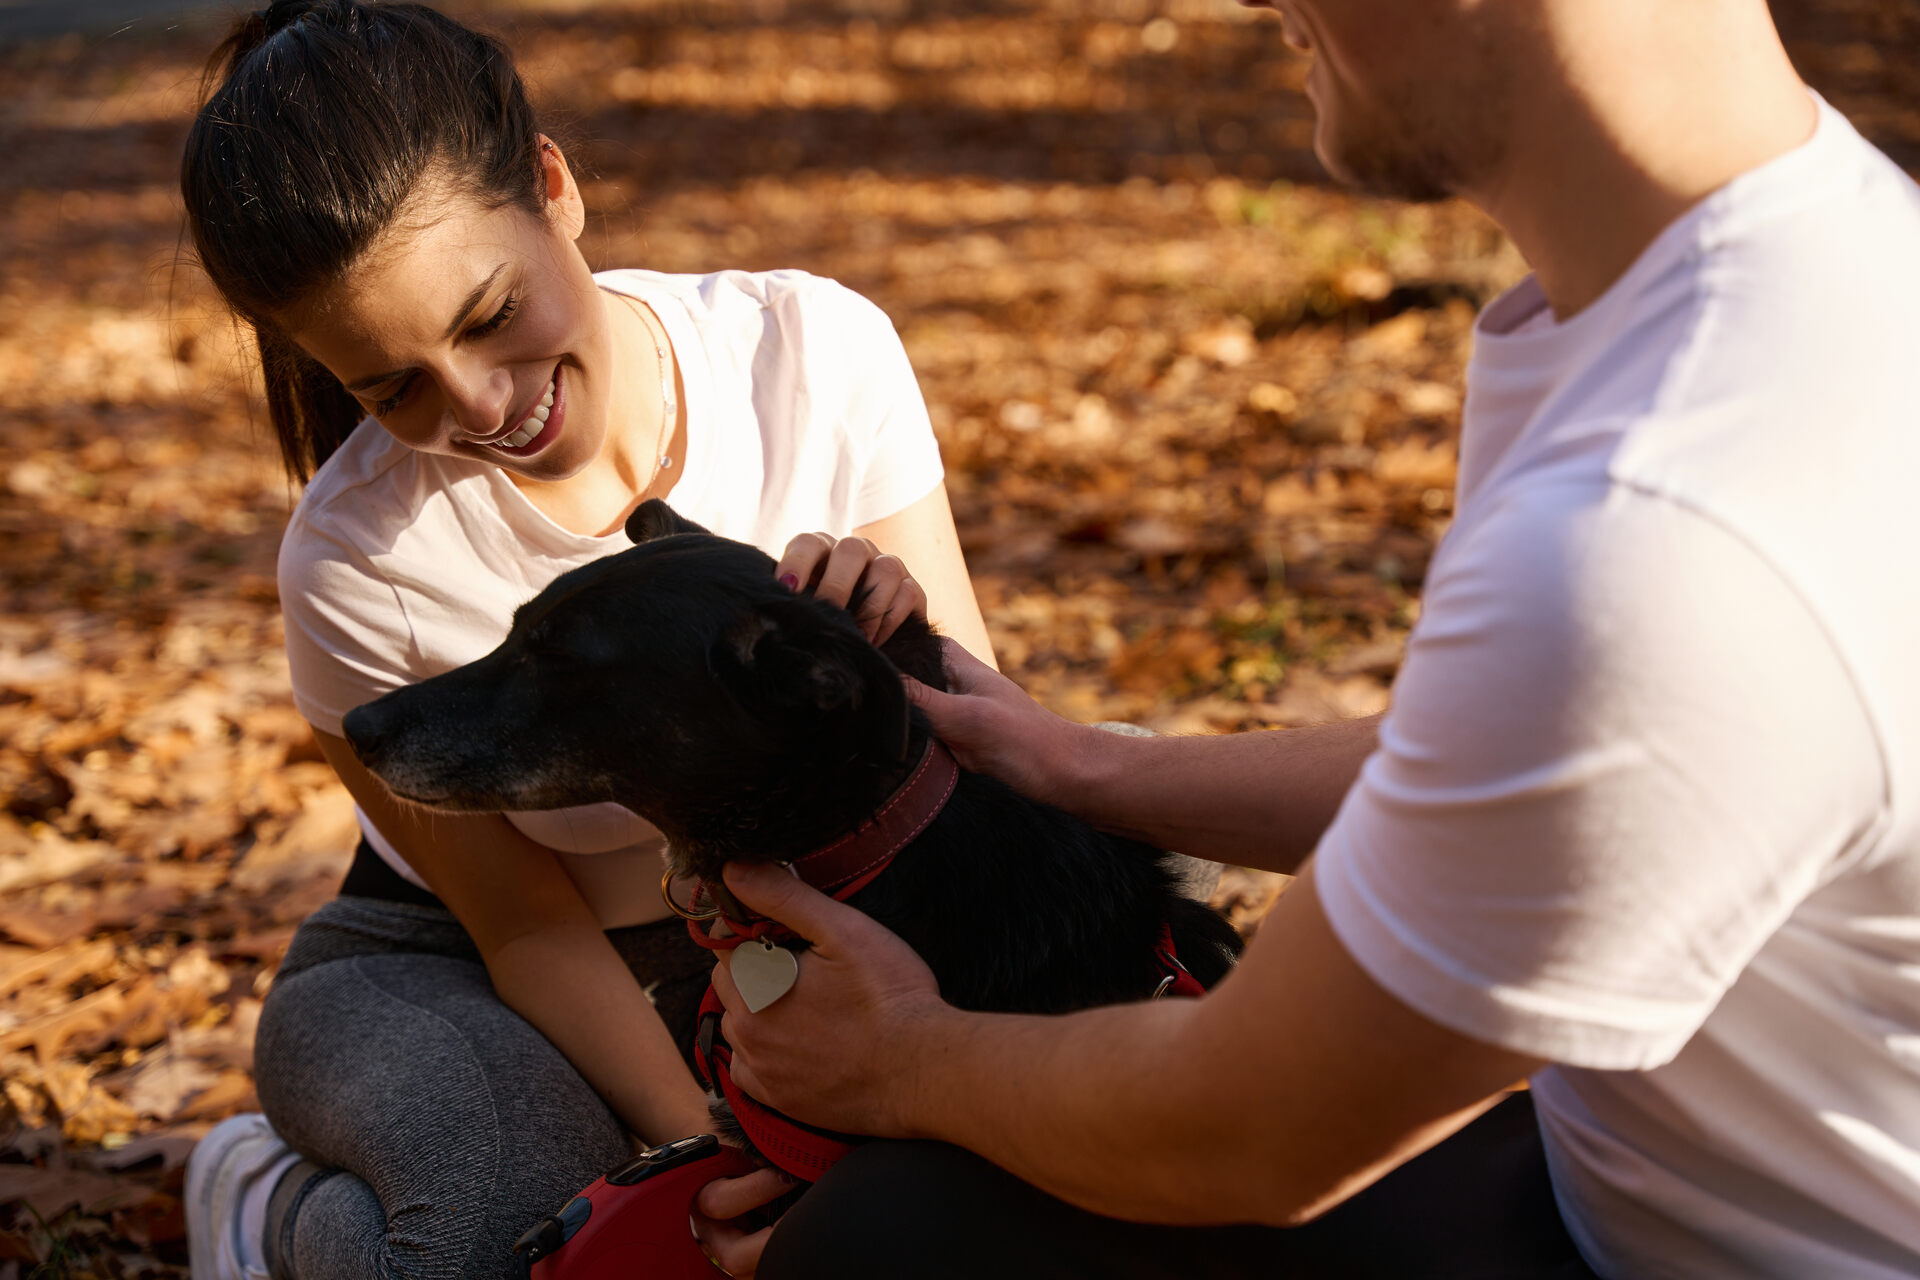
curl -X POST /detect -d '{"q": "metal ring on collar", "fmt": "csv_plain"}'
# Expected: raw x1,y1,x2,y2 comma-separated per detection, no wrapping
660,866,723,921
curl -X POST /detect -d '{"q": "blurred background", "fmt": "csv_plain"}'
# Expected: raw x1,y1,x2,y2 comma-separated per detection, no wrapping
1,0,1915,1271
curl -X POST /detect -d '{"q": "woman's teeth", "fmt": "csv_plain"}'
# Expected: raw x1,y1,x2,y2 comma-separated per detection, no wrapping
489,379,555,450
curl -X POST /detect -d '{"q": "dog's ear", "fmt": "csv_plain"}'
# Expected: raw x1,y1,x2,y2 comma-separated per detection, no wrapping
626,499,711,545
715,601,911,762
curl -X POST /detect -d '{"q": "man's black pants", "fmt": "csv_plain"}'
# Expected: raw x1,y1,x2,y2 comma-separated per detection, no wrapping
760,1092,1601,1279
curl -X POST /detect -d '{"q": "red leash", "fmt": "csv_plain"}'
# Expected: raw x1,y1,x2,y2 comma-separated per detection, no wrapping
693,984,858,1179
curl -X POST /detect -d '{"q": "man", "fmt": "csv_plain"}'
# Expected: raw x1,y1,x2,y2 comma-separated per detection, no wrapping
698,1,1920,1275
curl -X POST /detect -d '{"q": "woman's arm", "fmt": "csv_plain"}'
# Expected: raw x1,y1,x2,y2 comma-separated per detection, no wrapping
852,484,996,668
313,730,712,1144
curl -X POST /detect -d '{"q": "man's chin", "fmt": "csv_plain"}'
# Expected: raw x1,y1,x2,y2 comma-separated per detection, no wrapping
1318,137,1455,205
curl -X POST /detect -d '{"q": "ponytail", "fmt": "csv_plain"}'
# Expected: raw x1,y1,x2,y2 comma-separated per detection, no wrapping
256,326,366,482
182,0,548,482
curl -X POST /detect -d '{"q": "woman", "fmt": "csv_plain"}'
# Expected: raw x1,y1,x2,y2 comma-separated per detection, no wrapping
177,3,993,1277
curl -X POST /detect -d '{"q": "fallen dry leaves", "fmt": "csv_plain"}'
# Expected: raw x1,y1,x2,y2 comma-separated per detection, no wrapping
1,0,1914,1272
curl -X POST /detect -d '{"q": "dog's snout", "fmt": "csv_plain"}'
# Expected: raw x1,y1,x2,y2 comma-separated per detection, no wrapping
341,701,391,766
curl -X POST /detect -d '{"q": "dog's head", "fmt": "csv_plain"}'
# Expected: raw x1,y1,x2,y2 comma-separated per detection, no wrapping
343,500,945,863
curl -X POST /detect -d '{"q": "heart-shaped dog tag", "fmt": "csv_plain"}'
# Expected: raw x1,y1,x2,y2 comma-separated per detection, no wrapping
729,938,800,1013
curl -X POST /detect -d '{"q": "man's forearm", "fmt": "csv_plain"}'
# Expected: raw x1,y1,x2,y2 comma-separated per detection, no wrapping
1055,714,1381,873
896,998,1279,1224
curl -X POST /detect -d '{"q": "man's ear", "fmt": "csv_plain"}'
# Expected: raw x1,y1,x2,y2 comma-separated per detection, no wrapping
626,499,712,545
714,600,911,762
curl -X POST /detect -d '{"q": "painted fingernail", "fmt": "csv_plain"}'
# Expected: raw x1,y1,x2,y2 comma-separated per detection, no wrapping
779,573,799,590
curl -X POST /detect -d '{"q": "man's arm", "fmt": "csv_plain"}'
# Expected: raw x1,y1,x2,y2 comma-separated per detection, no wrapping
713,859,1541,1226
911,641,1379,873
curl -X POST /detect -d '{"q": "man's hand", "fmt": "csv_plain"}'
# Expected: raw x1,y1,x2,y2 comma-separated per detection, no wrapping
905,637,1108,802
710,860,952,1138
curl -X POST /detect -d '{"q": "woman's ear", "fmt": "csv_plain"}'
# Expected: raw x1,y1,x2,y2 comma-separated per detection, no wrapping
537,135,586,241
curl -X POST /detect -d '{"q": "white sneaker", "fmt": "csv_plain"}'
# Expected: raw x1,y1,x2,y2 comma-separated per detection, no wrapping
186,1113,302,1280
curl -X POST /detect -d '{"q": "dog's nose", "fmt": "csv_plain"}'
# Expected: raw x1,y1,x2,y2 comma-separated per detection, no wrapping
341,702,390,766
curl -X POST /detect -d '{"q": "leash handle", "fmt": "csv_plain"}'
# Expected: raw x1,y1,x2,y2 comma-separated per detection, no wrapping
513,1135,756,1280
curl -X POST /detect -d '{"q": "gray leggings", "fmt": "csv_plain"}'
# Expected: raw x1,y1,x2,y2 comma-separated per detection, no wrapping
254,893,714,1280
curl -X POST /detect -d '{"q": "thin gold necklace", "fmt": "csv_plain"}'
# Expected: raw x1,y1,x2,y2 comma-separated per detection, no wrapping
619,292,678,495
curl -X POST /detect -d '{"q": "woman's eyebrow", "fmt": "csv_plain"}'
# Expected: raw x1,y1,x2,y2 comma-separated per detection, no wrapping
343,264,509,393
442,264,507,341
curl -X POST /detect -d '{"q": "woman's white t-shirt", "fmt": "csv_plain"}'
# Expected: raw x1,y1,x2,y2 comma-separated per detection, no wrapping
277,269,944,892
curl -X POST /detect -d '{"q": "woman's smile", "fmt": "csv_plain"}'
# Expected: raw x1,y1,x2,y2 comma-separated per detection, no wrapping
461,364,565,458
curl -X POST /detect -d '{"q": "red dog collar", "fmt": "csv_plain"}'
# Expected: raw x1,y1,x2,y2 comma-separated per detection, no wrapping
684,738,961,952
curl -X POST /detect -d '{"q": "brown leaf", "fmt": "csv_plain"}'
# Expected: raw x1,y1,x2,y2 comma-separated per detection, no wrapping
0,1165,145,1219
1107,628,1225,695
0,939,117,1002
1181,318,1256,367
108,1049,223,1124
113,1189,188,1249
1112,517,1197,558
174,1069,257,1124
230,785,357,896
0,905,98,951
0,1228,38,1263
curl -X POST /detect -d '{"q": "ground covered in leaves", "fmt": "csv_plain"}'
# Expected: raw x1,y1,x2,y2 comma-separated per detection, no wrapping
2,0,1915,1272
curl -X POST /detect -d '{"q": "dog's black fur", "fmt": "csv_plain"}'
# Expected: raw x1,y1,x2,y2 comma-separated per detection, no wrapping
343,498,1240,1033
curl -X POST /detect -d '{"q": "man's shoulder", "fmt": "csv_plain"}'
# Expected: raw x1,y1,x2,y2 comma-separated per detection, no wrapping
1500,113,1920,559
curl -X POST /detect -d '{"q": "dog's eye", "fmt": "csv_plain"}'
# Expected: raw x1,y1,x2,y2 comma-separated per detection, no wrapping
520,623,611,669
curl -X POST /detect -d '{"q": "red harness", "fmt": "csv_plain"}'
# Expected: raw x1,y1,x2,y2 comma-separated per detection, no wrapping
680,739,1208,1181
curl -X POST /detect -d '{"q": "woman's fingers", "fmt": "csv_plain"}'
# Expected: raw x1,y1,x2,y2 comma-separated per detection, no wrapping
868,576,927,645
691,1166,795,1278
814,536,885,609
696,1165,795,1220
773,531,838,593
771,532,929,642
694,1218,774,1278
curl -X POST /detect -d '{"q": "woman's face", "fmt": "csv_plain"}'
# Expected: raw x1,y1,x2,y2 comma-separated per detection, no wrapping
286,148,617,486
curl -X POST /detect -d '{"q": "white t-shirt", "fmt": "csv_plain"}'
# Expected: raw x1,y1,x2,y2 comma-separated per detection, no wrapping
278,268,944,890
1316,99,1920,1277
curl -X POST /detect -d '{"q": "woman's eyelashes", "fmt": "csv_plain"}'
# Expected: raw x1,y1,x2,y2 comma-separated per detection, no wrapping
368,295,522,418
374,377,414,416
469,294,519,337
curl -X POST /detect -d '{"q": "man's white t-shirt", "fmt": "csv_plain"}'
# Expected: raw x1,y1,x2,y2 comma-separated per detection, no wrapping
1315,99,1920,1277
278,269,944,892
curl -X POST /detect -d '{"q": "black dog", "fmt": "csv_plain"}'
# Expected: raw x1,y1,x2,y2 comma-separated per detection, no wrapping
342,500,1241,1137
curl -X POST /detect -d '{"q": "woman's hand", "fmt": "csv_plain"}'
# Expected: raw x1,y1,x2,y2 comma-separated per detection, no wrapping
691,1165,798,1278
775,532,925,645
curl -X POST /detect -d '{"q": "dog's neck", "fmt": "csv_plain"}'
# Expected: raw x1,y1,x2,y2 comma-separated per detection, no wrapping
660,722,937,883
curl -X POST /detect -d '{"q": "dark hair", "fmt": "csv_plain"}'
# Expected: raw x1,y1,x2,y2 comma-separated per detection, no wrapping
182,0,548,482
